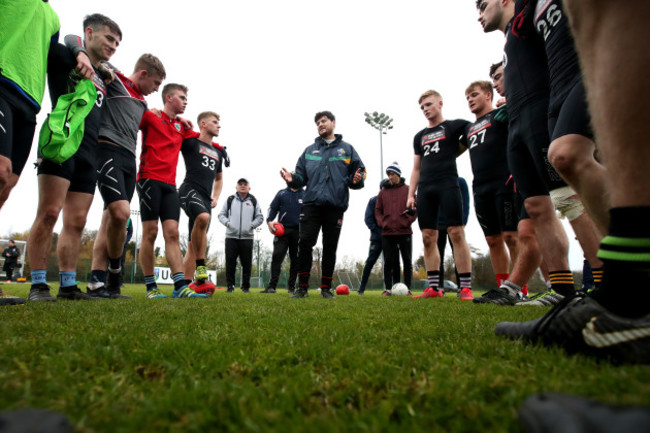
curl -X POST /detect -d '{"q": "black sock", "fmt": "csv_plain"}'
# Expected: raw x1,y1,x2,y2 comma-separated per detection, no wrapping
196,259,206,267
590,207,650,318
549,270,576,297
108,257,121,271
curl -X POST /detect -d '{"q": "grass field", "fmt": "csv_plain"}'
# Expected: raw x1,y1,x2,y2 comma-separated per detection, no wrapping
2,283,649,432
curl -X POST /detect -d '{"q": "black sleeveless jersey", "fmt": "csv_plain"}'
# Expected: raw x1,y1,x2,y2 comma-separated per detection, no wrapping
533,0,581,105
462,110,511,193
180,137,223,198
503,0,550,118
413,119,469,188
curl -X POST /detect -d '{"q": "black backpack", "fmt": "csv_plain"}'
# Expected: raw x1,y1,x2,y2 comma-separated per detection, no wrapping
226,194,258,219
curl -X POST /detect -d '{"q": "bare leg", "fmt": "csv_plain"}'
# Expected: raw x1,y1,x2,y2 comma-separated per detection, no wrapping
421,228,440,272
564,1,650,209
508,219,542,287
91,210,110,272
162,219,183,274
57,192,94,271
447,225,471,274
139,220,158,276
485,233,510,275
548,134,609,234
524,195,570,271
502,230,519,267
27,175,69,271
0,171,19,211
183,241,196,281
106,200,130,260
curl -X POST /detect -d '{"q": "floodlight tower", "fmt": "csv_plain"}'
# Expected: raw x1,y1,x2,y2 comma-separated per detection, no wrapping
364,111,394,180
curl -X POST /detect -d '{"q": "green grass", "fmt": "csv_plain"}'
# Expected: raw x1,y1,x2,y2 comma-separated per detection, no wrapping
2,283,649,432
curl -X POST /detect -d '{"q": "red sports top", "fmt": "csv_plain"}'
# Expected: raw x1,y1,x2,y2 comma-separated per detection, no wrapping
137,110,193,185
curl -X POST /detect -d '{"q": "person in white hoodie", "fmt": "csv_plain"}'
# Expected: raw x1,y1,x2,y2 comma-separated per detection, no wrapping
218,178,264,293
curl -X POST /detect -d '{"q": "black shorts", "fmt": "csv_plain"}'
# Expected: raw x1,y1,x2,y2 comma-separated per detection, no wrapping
136,178,180,222
474,188,519,236
417,183,463,230
96,142,136,207
0,85,37,176
508,99,565,200
37,141,98,195
548,80,594,141
179,183,211,241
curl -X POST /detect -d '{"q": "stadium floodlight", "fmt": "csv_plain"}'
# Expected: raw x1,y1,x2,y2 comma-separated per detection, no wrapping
363,111,394,180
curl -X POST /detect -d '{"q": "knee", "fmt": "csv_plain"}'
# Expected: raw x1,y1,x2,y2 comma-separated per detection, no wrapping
0,160,11,189
447,226,465,244
38,204,63,229
163,227,180,243
485,234,504,250
422,232,437,249
523,196,553,221
108,205,130,228
503,232,518,248
65,212,88,233
194,214,210,230
517,222,537,244
548,141,579,176
142,226,158,243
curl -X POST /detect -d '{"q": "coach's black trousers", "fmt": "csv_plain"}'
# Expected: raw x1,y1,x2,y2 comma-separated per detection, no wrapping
225,238,253,289
297,205,344,289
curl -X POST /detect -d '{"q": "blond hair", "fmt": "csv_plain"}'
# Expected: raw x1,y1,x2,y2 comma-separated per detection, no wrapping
465,81,494,100
418,90,442,105
198,111,220,123
134,54,166,79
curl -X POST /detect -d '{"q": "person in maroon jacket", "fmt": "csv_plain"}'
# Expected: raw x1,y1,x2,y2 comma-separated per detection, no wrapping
375,162,417,295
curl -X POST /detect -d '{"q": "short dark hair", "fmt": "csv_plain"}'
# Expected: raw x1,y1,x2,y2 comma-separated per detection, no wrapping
489,61,503,78
162,83,188,104
476,0,484,9
314,111,335,123
83,14,122,40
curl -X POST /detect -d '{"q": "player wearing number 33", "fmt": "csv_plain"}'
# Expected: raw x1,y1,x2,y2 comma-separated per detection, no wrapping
179,111,224,287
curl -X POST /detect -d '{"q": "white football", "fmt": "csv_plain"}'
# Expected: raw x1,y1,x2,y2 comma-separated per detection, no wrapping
391,283,409,296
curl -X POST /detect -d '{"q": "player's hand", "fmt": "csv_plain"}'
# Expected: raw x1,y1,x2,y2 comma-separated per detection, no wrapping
406,196,416,209
178,116,193,130
280,168,292,183
211,197,217,208
496,97,506,108
352,168,364,184
97,63,115,84
267,221,276,234
75,52,94,80
494,104,509,122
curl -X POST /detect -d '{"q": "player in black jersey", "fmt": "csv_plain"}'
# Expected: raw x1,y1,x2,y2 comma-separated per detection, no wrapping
476,0,578,303
27,14,122,302
179,111,223,289
407,90,473,299
535,0,608,235
461,81,520,290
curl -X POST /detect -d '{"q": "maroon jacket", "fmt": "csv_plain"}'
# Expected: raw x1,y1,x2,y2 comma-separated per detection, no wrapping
375,179,417,236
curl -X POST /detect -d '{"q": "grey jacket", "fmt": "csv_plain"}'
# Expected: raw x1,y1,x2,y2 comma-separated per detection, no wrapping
218,194,264,239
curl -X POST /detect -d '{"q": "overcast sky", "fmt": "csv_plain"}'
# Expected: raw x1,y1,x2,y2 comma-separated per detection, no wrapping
1,0,587,270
